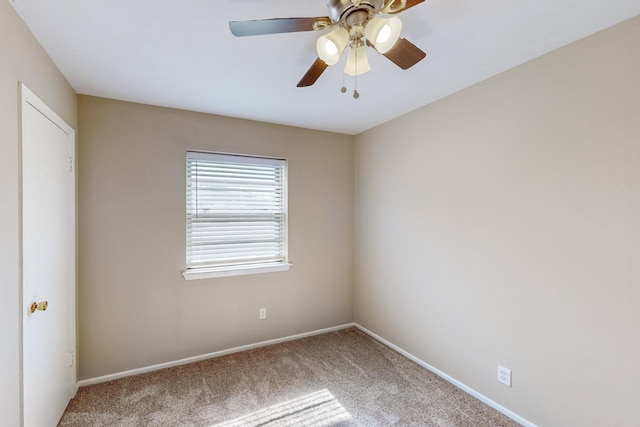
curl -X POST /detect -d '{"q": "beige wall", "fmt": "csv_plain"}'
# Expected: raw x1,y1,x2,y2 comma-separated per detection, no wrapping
354,16,640,426
0,1,78,426
77,96,354,379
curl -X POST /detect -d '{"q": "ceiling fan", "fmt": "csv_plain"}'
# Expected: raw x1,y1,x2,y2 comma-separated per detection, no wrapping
229,0,426,94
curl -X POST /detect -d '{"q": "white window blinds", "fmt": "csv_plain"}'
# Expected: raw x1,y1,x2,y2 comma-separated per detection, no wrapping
186,151,287,271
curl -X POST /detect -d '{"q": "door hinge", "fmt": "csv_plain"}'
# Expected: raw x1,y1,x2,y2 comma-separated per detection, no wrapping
69,156,73,172
68,351,76,367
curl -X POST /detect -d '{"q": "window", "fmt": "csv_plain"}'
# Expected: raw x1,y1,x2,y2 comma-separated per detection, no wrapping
183,151,290,280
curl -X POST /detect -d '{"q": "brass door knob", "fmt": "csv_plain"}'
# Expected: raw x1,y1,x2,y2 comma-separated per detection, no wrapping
30,301,48,314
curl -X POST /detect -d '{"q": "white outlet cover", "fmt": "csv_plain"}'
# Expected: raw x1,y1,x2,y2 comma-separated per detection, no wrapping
497,365,511,387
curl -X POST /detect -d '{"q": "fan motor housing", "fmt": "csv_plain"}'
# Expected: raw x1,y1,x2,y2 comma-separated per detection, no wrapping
326,0,384,23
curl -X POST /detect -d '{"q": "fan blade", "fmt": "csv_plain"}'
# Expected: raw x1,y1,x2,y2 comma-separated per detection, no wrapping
382,38,426,69
229,17,330,37
388,0,425,14
297,58,329,87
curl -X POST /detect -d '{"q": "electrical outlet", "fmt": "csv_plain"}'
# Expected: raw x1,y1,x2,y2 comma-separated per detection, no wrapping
259,308,267,320
497,365,511,387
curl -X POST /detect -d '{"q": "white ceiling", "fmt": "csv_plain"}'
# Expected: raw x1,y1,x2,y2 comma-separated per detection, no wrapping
11,0,640,135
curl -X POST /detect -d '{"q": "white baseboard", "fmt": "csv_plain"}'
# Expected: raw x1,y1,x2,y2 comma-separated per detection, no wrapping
77,322,536,427
77,323,356,387
353,324,537,427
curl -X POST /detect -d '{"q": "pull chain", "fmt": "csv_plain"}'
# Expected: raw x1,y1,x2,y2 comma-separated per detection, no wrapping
340,41,362,99
353,43,359,99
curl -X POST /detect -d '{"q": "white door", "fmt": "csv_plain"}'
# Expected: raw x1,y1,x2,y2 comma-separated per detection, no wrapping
21,84,76,427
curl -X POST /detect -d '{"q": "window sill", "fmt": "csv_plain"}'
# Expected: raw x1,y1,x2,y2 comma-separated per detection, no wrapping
182,263,292,280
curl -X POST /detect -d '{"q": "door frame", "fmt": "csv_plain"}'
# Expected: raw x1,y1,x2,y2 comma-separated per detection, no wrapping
18,83,77,426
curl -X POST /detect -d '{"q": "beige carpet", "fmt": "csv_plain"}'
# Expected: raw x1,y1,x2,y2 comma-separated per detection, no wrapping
59,327,520,426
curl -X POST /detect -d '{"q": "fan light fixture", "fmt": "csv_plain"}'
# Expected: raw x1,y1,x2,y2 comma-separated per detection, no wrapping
316,16,404,98
229,0,427,99
229,0,428,91
344,43,371,76
364,16,402,54
327,16,402,78
316,27,349,65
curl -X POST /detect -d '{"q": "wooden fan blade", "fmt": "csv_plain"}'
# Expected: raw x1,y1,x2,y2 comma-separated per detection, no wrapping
229,17,330,37
383,38,426,69
297,58,329,87
388,0,426,14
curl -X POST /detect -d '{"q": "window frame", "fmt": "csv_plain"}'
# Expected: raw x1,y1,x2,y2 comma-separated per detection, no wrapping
182,150,291,280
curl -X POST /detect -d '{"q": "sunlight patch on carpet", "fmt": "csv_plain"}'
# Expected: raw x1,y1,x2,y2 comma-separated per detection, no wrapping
211,389,352,427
